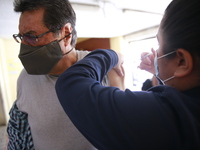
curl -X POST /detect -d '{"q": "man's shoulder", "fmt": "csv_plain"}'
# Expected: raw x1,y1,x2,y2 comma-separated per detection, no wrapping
76,50,90,61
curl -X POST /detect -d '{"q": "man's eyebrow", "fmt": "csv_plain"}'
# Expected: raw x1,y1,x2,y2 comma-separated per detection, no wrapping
22,30,37,35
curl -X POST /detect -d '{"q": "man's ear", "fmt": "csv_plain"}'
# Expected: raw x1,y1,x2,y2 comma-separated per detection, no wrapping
62,23,72,47
174,49,193,77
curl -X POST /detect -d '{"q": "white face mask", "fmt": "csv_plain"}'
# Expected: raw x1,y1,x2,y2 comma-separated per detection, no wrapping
154,50,176,85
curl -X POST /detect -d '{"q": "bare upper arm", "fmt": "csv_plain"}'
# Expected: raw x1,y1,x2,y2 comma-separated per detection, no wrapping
107,67,125,90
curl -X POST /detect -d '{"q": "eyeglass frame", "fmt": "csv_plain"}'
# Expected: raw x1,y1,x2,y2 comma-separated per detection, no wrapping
13,30,53,45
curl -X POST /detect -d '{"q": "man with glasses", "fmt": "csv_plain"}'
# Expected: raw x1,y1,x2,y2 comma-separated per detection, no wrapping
6,0,125,149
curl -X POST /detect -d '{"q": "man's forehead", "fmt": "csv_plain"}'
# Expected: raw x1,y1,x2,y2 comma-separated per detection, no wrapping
19,9,46,34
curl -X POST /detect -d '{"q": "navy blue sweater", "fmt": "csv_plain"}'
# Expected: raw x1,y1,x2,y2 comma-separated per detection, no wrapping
56,49,200,150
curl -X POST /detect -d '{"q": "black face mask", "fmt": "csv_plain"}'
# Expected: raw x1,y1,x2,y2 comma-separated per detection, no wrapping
19,33,72,75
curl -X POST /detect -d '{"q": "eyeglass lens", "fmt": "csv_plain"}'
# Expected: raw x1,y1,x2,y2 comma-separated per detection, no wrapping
13,34,37,45
23,34,38,45
13,30,52,45
13,34,21,43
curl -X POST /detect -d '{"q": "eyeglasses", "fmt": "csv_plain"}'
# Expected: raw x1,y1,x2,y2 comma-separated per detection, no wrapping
13,30,52,45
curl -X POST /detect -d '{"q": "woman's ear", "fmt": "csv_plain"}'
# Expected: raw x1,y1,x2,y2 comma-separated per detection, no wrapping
174,49,193,77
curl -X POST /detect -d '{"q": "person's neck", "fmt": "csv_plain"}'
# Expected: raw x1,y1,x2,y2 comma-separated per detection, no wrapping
48,48,77,75
170,73,200,92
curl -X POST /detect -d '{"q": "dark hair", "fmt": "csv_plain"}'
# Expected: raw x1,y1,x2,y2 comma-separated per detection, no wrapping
141,79,153,91
13,0,77,47
160,0,200,58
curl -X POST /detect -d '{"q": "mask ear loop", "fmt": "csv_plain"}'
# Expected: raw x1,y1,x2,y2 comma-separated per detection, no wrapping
59,32,74,56
162,76,175,83
154,50,165,85
154,50,176,85
157,51,176,60
154,50,159,76
58,32,72,42
154,74,165,85
63,48,73,56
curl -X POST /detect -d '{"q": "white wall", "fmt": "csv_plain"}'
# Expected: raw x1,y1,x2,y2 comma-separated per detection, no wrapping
0,38,22,124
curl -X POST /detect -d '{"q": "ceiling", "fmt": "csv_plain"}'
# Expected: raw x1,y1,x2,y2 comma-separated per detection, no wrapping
0,0,172,39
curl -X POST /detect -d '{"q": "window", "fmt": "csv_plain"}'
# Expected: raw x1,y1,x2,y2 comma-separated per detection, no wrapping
123,37,158,91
